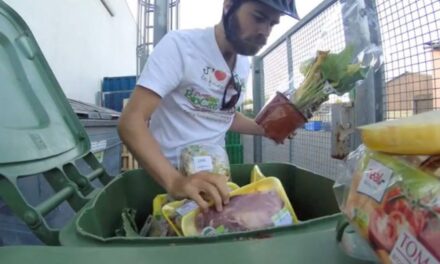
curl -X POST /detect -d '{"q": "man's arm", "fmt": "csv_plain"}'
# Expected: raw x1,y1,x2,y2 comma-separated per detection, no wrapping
118,86,229,211
229,112,265,135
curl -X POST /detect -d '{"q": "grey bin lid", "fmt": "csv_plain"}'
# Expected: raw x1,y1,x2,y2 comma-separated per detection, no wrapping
68,99,120,127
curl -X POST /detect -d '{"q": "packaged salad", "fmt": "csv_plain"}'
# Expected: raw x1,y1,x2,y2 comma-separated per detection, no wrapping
178,143,231,180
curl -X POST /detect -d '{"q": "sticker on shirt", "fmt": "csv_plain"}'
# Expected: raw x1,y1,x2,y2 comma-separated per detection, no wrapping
357,159,393,202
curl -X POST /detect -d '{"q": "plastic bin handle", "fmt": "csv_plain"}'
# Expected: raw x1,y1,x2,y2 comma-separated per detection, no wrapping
335,217,350,242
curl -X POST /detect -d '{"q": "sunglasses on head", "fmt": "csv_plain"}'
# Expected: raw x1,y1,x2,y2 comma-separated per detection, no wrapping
221,71,242,110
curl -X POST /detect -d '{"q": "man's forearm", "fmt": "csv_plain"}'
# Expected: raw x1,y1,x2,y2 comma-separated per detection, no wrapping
118,114,181,191
229,112,265,136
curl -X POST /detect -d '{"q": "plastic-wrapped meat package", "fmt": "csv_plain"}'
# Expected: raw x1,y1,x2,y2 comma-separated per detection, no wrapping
181,177,299,237
196,190,284,234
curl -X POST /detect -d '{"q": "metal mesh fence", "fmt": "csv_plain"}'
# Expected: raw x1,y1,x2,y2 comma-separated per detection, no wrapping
259,1,346,179
376,0,440,118
288,1,345,179
261,42,291,163
251,0,440,179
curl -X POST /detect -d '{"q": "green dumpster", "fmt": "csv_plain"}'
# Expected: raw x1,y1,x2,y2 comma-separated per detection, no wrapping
0,1,372,263
60,163,340,246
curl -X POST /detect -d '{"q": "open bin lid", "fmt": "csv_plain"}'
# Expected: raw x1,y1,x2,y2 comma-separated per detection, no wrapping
0,1,90,177
0,1,113,246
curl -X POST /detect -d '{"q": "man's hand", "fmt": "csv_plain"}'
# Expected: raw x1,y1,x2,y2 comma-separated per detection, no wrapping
167,172,230,212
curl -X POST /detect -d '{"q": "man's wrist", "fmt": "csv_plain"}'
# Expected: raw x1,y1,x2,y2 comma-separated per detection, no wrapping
255,122,265,136
163,171,184,194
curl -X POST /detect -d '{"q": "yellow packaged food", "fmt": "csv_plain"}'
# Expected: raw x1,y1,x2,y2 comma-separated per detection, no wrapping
359,110,440,155
162,182,239,236
181,177,299,237
152,194,169,215
341,148,440,263
250,164,266,183
149,194,175,237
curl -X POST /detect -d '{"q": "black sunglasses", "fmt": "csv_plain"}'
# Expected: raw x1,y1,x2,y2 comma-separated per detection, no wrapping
221,71,242,110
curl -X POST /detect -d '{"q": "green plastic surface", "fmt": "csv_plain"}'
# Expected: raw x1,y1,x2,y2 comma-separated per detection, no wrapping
0,228,372,264
0,1,89,176
226,131,241,145
0,1,112,245
226,144,244,164
60,163,341,246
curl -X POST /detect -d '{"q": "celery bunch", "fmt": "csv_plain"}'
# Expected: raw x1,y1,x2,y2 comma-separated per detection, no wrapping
292,45,369,117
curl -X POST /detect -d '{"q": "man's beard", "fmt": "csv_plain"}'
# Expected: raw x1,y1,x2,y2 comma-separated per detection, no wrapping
225,13,266,56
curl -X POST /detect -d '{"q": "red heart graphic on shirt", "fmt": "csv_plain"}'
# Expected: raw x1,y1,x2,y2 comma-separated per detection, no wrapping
214,70,227,81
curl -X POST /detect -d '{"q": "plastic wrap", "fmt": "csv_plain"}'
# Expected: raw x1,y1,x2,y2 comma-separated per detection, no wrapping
162,182,240,236
255,0,383,143
181,177,299,237
335,146,440,263
250,165,267,183
178,143,231,180
359,110,440,155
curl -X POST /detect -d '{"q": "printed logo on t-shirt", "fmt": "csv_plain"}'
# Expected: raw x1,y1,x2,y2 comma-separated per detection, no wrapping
184,87,219,111
201,66,228,89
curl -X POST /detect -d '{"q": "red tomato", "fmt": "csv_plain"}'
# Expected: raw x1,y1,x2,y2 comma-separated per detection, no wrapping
368,208,402,251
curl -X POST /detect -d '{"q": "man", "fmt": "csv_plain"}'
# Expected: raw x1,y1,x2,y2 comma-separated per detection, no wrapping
118,0,299,212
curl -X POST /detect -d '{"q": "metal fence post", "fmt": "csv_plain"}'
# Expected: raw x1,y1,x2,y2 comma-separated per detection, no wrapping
154,0,169,46
286,37,295,163
253,56,264,163
341,0,384,149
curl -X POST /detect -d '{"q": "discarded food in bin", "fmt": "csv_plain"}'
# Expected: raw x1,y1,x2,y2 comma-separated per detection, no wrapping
250,164,267,183
162,182,239,236
148,194,175,237
359,110,440,155
339,147,440,263
181,177,299,237
178,143,231,180
114,208,140,237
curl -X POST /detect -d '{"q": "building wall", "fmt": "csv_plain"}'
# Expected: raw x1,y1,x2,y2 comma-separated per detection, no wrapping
4,0,137,104
385,72,433,118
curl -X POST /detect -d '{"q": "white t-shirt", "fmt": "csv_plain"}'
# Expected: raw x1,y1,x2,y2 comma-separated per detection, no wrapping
137,27,250,166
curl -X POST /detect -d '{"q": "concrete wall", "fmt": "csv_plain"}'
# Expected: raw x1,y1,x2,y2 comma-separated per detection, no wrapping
4,0,137,104
385,72,433,118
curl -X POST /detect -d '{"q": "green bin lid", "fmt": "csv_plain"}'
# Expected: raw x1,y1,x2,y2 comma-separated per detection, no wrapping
0,1,90,177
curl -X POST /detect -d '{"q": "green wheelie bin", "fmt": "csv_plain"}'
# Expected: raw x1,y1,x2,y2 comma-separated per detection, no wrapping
0,1,374,263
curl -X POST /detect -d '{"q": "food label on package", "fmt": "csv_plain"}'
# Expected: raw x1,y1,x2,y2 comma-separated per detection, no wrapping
390,231,438,264
176,200,198,216
193,156,214,172
201,226,222,236
272,208,293,227
357,159,393,202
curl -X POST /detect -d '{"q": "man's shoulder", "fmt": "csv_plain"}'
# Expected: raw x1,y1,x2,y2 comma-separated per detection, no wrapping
166,27,212,42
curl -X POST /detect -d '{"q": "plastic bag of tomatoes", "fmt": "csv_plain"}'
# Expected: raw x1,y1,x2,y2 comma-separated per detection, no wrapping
335,145,440,264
